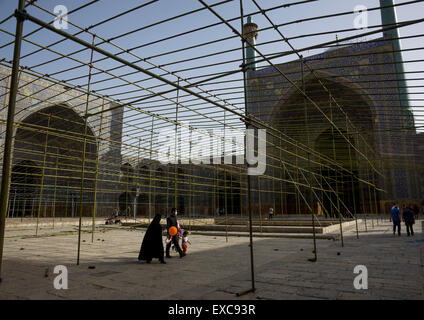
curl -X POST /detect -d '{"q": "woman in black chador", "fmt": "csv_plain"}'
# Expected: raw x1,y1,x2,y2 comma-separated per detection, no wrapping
138,214,166,264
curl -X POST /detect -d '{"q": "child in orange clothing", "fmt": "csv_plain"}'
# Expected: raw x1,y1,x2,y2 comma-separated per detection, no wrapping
181,230,191,254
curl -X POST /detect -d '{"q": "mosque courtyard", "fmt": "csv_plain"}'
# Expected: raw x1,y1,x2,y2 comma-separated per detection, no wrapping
0,219,422,300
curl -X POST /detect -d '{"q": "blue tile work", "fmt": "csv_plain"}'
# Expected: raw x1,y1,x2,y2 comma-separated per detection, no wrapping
248,37,415,200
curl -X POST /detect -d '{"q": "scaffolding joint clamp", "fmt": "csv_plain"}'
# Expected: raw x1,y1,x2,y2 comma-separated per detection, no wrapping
14,9,28,22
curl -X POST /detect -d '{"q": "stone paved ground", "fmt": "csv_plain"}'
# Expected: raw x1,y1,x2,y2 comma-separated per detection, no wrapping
0,218,423,300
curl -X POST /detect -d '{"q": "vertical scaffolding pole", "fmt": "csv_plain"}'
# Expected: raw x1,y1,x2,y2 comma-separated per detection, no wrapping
15,192,19,219
279,137,284,218
11,191,16,218
6,193,12,219
301,57,311,220
174,79,180,210
91,98,104,242
148,117,154,222
230,170,234,218
308,152,317,262
258,176,262,233
36,114,51,236
52,148,59,229
295,143,301,215
237,5,256,295
166,167,170,217
240,169,243,217
329,94,344,247
213,165,217,218
362,182,368,232
76,35,96,265
346,116,359,239
65,181,69,217
373,173,379,221
319,164,324,218
0,0,25,281
223,111,229,242
136,137,141,221
271,143,276,214
21,199,25,222
368,169,375,228
189,155,193,231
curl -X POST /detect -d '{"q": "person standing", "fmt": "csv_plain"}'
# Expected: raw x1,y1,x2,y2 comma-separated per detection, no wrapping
391,204,401,236
403,205,415,236
268,207,274,220
166,208,184,258
138,213,166,264
421,200,424,218
412,204,419,220
317,202,323,217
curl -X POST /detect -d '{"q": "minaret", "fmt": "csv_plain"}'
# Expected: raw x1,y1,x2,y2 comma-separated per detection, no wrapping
380,0,413,129
243,17,258,116
381,0,417,200
109,101,123,158
243,16,258,72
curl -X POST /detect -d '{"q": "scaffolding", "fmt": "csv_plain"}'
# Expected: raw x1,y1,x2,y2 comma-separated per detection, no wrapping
0,0,423,293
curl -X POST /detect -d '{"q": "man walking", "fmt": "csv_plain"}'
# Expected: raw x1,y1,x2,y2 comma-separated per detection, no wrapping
391,204,401,236
403,205,415,236
166,208,184,258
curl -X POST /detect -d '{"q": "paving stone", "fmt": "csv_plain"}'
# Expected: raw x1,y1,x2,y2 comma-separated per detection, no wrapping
1,220,423,299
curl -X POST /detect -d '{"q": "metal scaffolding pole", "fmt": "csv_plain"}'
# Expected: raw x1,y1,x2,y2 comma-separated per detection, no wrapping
308,152,317,262
1,0,420,290
329,94,344,247
148,117,154,222
346,116,359,239
76,35,96,266
91,97,104,242
0,0,25,282
223,110,229,242
174,79,180,211
35,114,51,236
258,176,263,233
236,4,256,296
52,148,59,229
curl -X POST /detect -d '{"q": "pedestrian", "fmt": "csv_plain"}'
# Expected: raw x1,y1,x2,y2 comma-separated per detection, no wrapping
412,204,419,220
403,205,415,236
181,230,191,255
138,213,166,264
345,210,352,219
268,207,274,220
166,208,184,258
317,202,323,217
421,200,424,217
106,208,121,225
390,204,401,236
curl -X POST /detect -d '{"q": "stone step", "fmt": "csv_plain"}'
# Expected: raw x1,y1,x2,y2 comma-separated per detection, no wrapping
187,230,339,240
128,219,361,235
214,219,343,227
